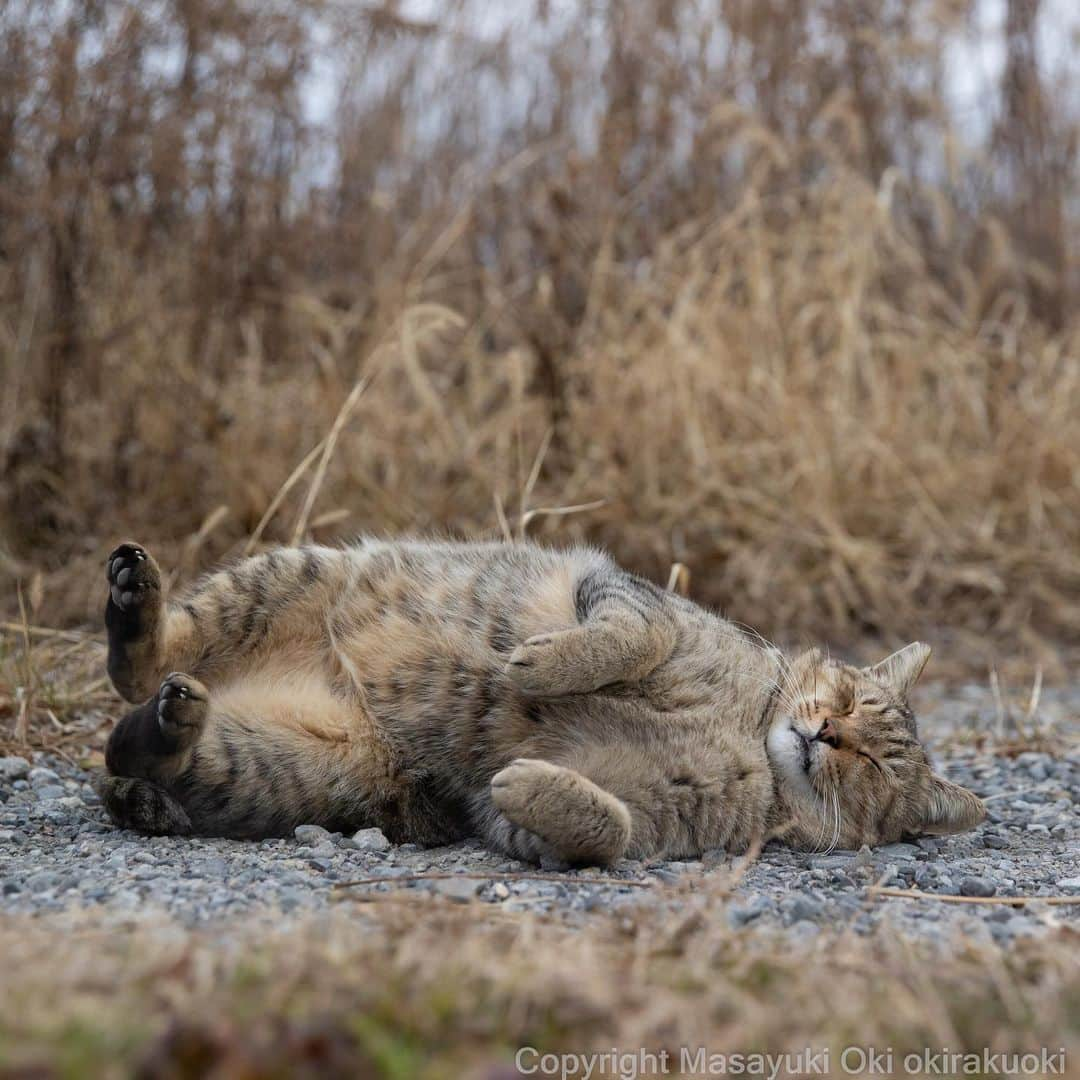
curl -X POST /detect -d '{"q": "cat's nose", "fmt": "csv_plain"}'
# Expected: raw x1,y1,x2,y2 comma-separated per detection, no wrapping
814,717,840,748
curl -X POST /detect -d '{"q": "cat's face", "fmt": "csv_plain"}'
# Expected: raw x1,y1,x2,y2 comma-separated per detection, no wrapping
766,643,985,850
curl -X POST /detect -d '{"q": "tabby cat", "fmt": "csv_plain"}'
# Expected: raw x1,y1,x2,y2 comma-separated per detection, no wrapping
100,538,985,864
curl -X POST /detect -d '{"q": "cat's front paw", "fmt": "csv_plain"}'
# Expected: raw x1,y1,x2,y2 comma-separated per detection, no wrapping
506,631,592,696
491,758,632,866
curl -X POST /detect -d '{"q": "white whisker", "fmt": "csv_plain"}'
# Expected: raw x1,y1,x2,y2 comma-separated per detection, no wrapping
826,788,841,855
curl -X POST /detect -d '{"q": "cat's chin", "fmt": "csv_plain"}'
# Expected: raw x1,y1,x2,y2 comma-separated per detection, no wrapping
765,717,820,805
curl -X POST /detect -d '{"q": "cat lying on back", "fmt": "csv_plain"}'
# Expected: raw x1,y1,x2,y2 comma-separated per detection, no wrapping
100,538,985,864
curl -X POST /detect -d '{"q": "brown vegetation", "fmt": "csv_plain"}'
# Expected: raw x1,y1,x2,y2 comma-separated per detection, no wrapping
1,0,1078,674
1,899,1077,1078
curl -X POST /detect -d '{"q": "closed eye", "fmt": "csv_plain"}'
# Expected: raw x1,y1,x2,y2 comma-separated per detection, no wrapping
860,697,882,708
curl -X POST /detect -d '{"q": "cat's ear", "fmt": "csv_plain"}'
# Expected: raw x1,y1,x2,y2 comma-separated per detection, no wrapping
864,642,931,696
917,775,986,835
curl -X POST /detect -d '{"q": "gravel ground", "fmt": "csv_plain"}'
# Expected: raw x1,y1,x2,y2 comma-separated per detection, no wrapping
2,684,1077,943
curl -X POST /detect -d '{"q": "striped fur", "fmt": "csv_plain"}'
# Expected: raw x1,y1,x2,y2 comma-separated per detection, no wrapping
100,539,984,864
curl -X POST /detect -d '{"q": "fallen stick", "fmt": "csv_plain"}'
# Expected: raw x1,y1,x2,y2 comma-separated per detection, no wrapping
868,886,1080,907
331,870,654,891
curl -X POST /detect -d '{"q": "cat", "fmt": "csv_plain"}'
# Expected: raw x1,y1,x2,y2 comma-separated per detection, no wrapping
99,537,985,864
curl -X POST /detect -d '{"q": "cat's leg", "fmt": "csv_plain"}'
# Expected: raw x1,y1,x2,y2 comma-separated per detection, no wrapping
105,539,252,702
105,672,210,784
506,566,677,696
488,758,633,866
489,741,770,864
106,541,340,702
105,670,397,840
105,542,175,702
100,672,210,835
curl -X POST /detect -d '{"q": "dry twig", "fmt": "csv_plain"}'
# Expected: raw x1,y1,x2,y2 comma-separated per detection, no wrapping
331,870,654,892
868,886,1080,908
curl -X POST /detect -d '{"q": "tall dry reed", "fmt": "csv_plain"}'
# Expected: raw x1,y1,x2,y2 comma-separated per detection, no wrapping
0,0,1077,667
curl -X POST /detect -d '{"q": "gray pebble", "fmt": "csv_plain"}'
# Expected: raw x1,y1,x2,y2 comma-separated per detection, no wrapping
728,895,771,928
877,842,920,861
913,865,936,887
782,894,824,922
960,876,997,898
27,871,60,893
28,767,61,787
853,845,875,868
0,757,31,782
294,824,332,846
809,854,852,871
878,863,902,887
433,877,479,903
343,827,390,852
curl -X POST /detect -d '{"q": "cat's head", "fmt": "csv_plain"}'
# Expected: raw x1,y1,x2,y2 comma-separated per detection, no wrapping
766,643,985,850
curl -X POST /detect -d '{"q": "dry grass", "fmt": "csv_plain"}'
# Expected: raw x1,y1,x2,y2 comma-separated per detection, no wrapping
0,2,1078,678
0,621,109,756
0,898,1077,1079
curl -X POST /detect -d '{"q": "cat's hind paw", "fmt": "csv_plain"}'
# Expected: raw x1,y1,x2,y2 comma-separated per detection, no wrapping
156,672,209,741
106,541,161,615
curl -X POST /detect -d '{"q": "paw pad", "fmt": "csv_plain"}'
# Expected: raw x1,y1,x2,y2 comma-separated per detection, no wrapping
106,543,159,612
156,673,208,733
